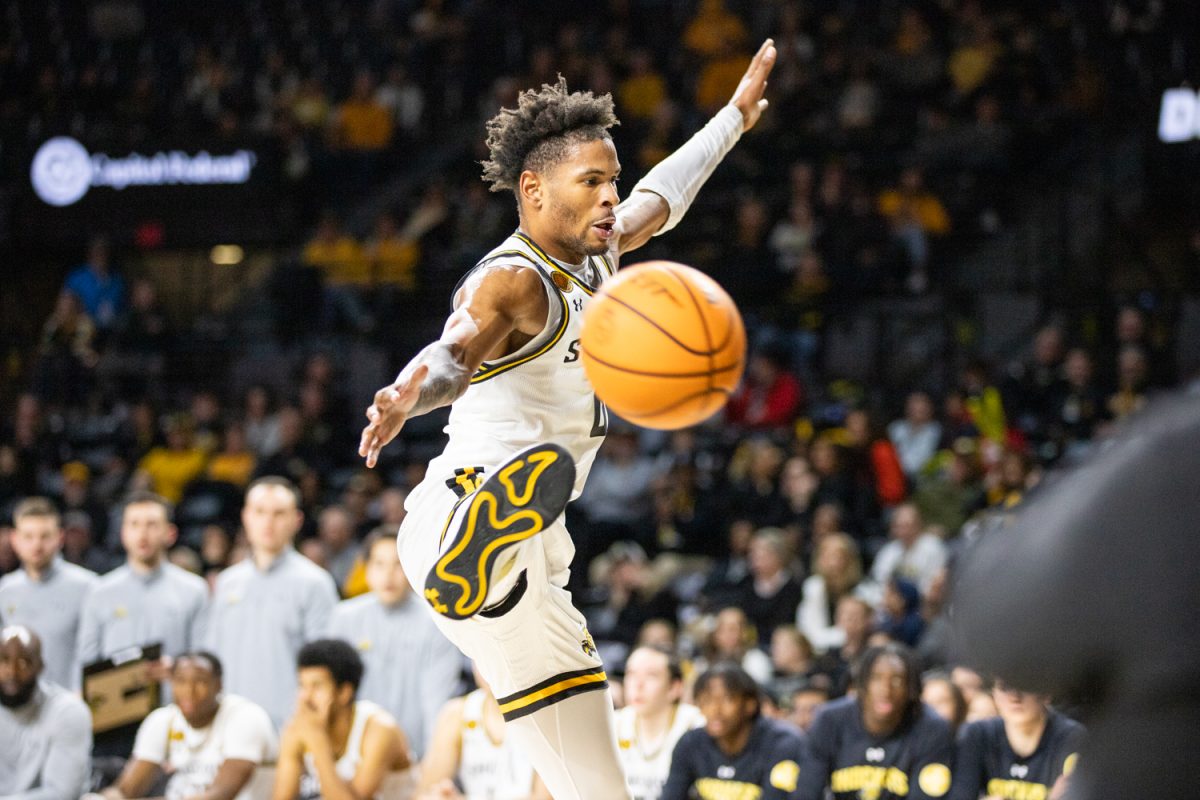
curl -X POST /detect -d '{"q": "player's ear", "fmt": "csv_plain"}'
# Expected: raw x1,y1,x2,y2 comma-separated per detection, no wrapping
518,170,543,211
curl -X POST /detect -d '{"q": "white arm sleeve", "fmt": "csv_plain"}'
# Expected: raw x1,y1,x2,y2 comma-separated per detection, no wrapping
628,104,744,235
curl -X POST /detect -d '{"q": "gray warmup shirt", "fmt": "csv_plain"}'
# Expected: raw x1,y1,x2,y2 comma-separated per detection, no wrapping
0,680,93,800
204,550,338,727
326,592,462,757
76,562,210,665
0,559,97,688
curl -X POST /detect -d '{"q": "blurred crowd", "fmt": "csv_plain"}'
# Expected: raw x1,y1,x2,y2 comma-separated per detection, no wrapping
1,0,1197,799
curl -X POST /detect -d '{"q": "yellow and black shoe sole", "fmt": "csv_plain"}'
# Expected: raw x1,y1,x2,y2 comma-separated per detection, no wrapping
424,443,574,620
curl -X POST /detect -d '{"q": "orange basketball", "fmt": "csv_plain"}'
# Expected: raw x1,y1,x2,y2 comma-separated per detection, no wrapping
581,260,746,430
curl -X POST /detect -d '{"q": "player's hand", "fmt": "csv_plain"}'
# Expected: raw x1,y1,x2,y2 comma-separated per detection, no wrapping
359,363,430,468
729,38,776,131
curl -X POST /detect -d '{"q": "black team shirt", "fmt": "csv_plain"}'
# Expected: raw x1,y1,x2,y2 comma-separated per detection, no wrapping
950,710,1084,800
660,715,805,800
796,696,954,800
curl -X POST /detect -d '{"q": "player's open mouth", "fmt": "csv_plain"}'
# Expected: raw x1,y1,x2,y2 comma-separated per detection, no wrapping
592,218,615,239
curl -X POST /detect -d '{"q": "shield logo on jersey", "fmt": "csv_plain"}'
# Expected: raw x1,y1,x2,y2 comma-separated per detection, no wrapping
1011,764,1028,778
552,271,572,292
866,747,886,763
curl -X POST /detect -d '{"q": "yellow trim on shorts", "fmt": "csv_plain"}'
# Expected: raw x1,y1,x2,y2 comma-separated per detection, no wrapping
496,666,609,721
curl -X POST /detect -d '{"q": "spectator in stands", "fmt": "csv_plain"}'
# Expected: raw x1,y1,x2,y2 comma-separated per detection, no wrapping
876,166,950,288
776,455,819,538
951,665,998,723
825,596,874,691
582,542,678,664
1004,325,1065,435
417,664,549,800
101,277,169,398
920,671,967,735
1107,344,1150,420
33,290,99,406
325,529,460,758
94,652,278,800
797,533,880,653
0,625,92,799
316,506,359,591
786,678,831,733
888,392,942,481
57,460,109,545
767,626,819,698
332,71,394,154
577,428,658,545
77,491,208,674
61,510,116,574
877,577,925,647
302,214,373,333
951,680,1085,800
661,662,805,800
243,385,283,459
1047,347,1107,460
769,201,820,273
699,520,754,611
726,347,805,431
207,422,258,488
205,477,339,728
364,212,420,294
913,447,982,537
273,639,411,800
618,49,668,122
870,503,946,594
0,498,96,688
695,607,772,686
843,408,908,513
615,646,704,800
797,643,954,800
740,528,803,644
682,0,748,60
374,65,424,141
135,414,208,504
64,236,125,333
727,439,788,529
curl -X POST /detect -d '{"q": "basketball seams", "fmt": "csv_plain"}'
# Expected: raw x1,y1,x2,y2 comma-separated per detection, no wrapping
600,294,720,357
660,263,715,397
581,350,743,379
627,388,730,422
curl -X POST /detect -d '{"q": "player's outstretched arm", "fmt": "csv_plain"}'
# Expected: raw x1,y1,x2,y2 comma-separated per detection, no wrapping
358,265,548,467
614,38,776,256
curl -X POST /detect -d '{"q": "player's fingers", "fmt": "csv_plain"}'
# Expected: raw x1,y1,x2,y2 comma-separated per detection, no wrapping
758,98,769,112
747,38,772,73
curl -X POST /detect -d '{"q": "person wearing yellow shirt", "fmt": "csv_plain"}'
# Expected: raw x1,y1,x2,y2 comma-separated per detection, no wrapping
618,50,668,121
365,213,420,292
333,73,394,152
135,415,208,504
303,214,375,333
206,422,257,488
683,0,748,60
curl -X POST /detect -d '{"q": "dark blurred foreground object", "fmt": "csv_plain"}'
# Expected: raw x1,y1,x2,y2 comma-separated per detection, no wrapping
953,393,1200,800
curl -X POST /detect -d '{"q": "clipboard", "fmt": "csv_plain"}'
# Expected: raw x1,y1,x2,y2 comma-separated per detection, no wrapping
82,643,163,734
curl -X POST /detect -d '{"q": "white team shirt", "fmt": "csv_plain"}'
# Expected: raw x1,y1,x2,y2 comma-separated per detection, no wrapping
423,231,616,500
132,694,278,800
299,700,387,800
615,703,705,800
458,689,536,800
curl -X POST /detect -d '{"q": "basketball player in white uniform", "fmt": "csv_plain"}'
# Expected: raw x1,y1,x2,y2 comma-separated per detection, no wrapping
358,39,776,800
273,640,412,800
418,666,551,800
616,647,705,800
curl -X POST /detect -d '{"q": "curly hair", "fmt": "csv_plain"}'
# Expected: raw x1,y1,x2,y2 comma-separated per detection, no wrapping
481,76,619,193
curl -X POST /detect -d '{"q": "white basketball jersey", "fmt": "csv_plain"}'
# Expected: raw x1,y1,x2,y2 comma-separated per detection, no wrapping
428,231,616,498
299,701,384,800
615,703,706,800
458,689,536,800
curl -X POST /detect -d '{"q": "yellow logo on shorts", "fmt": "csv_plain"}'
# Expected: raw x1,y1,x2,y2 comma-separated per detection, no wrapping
581,629,598,659
357,639,372,652
919,764,952,797
770,760,800,792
